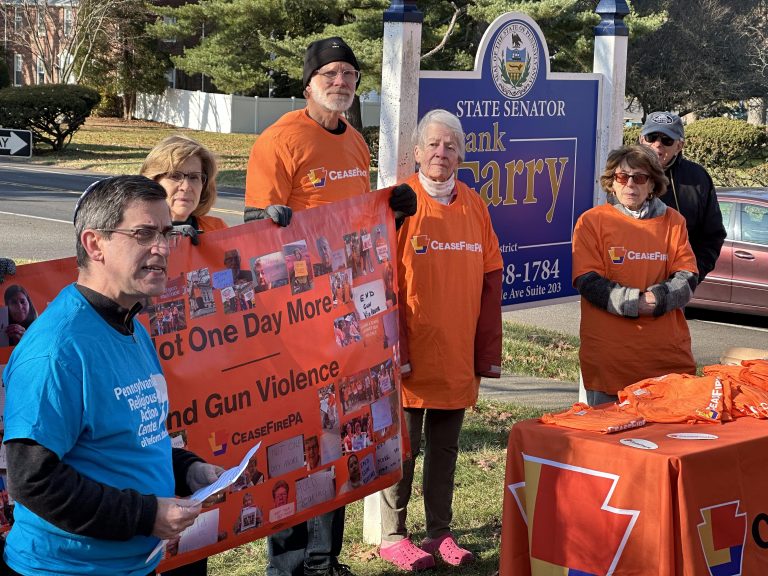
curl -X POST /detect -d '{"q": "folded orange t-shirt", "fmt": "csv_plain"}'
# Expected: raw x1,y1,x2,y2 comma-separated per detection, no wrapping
730,383,768,419
618,373,731,424
740,360,768,390
541,402,646,433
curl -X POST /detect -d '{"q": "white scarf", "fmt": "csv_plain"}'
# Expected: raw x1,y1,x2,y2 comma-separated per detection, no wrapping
418,170,456,205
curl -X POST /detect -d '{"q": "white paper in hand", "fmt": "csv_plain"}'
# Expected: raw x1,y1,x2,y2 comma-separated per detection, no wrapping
146,441,261,563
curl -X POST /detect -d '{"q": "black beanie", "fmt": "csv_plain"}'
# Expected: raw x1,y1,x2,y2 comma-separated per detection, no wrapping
303,37,360,89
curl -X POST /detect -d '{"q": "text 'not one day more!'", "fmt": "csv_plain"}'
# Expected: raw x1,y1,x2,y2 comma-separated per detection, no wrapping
152,296,334,361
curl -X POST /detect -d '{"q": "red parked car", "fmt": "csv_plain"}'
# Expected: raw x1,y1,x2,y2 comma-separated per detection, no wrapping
688,188,768,316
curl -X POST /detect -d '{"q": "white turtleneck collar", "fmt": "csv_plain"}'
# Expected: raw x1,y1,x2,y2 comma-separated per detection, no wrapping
418,170,456,205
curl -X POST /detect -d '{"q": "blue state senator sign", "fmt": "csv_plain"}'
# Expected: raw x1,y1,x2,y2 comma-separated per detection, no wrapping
419,12,601,309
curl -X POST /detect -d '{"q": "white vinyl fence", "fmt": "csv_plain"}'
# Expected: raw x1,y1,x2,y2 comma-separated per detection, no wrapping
135,88,381,134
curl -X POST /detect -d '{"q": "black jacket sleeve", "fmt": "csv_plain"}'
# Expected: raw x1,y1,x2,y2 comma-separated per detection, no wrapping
669,158,727,283
691,177,726,282
172,447,205,497
5,439,157,540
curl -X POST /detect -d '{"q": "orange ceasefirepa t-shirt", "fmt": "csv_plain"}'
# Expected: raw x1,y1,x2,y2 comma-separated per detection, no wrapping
397,174,502,410
572,204,698,394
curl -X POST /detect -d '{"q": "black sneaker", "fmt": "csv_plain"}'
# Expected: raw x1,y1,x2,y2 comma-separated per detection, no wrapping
328,564,357,576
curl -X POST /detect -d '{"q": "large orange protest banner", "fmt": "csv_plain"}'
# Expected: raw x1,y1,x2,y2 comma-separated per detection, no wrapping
0,189,404,570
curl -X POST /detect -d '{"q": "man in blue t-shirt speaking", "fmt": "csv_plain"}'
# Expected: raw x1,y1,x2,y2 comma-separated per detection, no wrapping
2,176,220,576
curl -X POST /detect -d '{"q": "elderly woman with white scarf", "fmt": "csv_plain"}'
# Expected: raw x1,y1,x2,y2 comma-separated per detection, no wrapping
378,109,503,572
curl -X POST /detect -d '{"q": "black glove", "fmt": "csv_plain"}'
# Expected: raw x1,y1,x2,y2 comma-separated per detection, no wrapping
0,258,16,284
173,225,200,246
389,184,417,218
265,205,293,227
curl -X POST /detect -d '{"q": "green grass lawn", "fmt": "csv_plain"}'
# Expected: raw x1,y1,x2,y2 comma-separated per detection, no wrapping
207,399,545,576
26,118,256,187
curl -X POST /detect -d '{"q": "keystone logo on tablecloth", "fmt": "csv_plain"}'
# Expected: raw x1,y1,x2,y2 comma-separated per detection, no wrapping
508,455,639,575
697,501,747,576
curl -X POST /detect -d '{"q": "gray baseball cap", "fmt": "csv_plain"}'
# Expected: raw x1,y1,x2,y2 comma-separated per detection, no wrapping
641,111,684,141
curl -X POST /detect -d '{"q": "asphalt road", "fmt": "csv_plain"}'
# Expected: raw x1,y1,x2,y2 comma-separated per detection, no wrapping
0,161,244,260
3,161,767,367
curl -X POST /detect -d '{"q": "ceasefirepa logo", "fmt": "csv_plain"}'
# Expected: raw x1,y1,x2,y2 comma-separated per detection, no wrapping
208,430,228,456
410,235,429,254
307,168,327,188
609,246,668,264
609,246,626,264
698,501,747,576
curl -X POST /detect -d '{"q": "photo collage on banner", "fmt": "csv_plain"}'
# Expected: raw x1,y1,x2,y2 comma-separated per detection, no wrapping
145,189,404,570
0,190,404,572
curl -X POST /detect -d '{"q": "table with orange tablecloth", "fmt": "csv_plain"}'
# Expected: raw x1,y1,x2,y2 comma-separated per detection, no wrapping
500,416,768,575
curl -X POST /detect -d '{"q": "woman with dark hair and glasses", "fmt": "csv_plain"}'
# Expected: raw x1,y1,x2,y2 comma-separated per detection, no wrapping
572,145,698,406
141,135,227,239
4,284,37,345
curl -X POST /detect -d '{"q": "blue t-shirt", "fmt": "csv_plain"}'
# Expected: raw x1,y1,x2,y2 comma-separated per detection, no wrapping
2,284,174,575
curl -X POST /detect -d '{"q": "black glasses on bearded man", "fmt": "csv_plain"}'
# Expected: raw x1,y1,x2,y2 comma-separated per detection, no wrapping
314,69,361,84
614,171,650,185
96,227,182,249
164,171,207,186
643,132,676,146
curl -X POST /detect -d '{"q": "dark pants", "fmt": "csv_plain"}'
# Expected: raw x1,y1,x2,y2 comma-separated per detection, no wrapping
380,407,466,541
266,507,345,576
586,389,619,407
160,558,207,576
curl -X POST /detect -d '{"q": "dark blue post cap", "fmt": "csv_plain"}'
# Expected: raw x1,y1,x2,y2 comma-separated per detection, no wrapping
384,0,423,23
594,0,629,37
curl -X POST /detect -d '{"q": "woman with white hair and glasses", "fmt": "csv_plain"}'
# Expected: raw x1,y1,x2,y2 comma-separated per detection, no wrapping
378,109,503,571
573,144,698,407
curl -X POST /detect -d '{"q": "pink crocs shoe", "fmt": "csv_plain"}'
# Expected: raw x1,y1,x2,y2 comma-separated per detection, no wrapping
380,537,436,571
421,534,473,566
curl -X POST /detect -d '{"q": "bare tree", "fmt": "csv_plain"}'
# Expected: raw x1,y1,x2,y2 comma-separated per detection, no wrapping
627,0,767,116
1,0,135,84
740,1,768,124
421,2,462,61
743,0,768,79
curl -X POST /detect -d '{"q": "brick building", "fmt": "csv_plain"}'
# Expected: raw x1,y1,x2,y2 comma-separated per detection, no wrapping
1,0,203,90
1,0,77,86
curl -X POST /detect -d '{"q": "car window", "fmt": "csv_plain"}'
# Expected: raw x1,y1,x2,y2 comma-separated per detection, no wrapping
740,203,768,246
718,201,734,237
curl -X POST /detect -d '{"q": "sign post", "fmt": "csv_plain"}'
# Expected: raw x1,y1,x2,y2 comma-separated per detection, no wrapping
592,0,630,208
0,129,32,158
365,0,424,545
376,1,423,189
